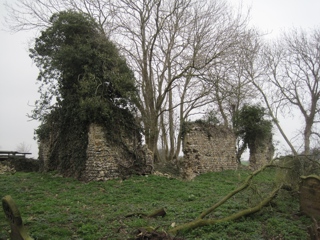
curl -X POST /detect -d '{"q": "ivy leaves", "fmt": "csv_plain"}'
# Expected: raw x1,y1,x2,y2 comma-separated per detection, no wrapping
30,10,138,133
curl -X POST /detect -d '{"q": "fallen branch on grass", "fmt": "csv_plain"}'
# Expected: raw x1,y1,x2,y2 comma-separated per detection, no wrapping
125,207,166,218
169,184,282,234
168,161,282,235
198,161,275,219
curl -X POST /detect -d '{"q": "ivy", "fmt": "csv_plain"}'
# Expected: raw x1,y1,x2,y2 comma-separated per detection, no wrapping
233,104,273,162
31,11,140,177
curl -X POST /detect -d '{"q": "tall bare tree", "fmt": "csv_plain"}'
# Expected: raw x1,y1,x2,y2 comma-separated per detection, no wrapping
264,29,320,154
236,28,320,156
5,0,251,161
4,0,114,33
212,28,295,158
109,0,250,160
205,46,257,128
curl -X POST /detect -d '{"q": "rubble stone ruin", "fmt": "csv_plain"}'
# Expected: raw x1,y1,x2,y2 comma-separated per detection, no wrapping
180,122,238,179
249,135,274,170
299,175,320,238
39,123,153,181
300,175,320,219
179,121,274,179
83,124,153,181
39,120,274,181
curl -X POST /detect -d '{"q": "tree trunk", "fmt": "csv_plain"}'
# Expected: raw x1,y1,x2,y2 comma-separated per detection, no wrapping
304,117,313,155
248,142,257,165
168,88,175,161
251,81,298,156
143,110,160,161
160,113,169,160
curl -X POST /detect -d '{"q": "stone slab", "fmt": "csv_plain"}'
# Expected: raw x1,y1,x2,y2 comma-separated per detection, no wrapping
300,175,320,220
2,195,33,240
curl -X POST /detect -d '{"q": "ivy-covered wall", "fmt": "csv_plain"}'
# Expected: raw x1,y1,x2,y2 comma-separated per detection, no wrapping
38,123,153,181
37,117,88,178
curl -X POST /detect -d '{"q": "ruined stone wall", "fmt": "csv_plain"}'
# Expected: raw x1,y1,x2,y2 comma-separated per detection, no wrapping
38,134,55,172
300,175,320,219
81,123,153,181
180,122,237,179
83,124,120,181
39,123,153,181
249,136,274,169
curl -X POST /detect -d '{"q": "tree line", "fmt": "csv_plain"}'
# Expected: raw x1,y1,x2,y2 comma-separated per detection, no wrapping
5,0,320,161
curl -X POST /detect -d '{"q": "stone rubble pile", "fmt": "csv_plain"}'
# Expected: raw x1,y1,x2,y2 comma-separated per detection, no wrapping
0,163,15,174
152,171,174,179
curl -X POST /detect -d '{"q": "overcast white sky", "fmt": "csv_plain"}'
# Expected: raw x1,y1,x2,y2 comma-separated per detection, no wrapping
0,0,320,158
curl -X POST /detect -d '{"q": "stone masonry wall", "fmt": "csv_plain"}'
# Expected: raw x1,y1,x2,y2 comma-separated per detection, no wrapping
82,123,153,181
181,122,237,180
83,124,120,181
38,134,55,172
39,123,153,181
300,175,320,219
249,136,274,170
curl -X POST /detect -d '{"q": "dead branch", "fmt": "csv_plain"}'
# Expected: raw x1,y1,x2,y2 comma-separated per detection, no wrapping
125,208,166,219
198,161,274,219
169,184,282,235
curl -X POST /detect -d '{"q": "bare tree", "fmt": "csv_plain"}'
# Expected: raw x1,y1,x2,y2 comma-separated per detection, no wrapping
237,29,308,156
4,0,115,34
16,142,32,153
241,30,320,157
205,45,257,128
264,29,320,155
108,0,251,160
5,0,251,161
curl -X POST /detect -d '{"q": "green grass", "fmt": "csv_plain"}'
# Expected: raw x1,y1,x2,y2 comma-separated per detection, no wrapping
0,169,312,239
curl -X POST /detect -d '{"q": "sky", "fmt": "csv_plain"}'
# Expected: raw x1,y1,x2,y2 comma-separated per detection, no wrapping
0,0,320,158
227,0,320,156
0,0,39,157
230,0,320,37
